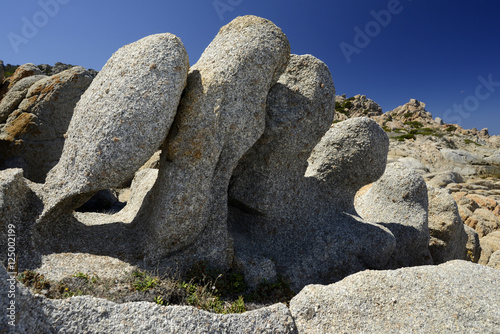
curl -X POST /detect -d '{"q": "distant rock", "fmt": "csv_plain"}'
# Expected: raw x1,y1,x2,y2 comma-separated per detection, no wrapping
7,63,44,90
39,33,189,224
427,185,467,263
290,260,500,333
0,67,93,182
487,250,500,270
0,75,47,123
478,231,500,265
464,225,481,262
334,94,382,122
355,162,433,268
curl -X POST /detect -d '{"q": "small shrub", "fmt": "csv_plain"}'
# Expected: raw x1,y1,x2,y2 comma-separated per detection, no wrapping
446,125,457,132
404,121,423,128
132,270,158,291
342,101,353,109
464,139,482,146
394,133,416,141
403,113,413,118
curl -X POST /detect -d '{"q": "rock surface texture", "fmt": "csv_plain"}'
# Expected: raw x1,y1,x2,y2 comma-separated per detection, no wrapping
0,264,297,334
0,67,94,182
230,110,396,289
137,16,290,270
426,185,467,263
355,162,433,268
290,260,500,333
39,33,189,224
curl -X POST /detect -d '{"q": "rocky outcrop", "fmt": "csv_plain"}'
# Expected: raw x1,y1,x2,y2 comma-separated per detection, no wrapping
478,231,500,266
334,94,382,122
7,63,44,90
427,185,467,263
0,75,47,123
290,260,500,333
454,192,500,238
0,67,94,182
355,162,433,268
137,16,291,270
39,33,189,225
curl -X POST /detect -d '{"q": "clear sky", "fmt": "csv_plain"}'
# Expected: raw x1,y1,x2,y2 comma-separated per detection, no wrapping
1,0,499,134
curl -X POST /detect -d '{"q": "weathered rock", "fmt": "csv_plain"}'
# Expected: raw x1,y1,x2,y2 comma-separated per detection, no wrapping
137,16,290,270
397,157,429,174
0,75,46,123
7,63,44,89
464,225,481,263
39,33,189,225
487,250,500,270
1,264,297,333
441,149,485,165
355,162,433,268
427,171,464,187
427,185,467,263
0,169,42,271
472,208,500,238
290,260,500,333
229,85,395,293
0,67,94,182
334,94,382,121
479,231,500,265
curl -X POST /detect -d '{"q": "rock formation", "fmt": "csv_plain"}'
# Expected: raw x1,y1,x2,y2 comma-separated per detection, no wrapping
136,16,291,270
39,33,189,225
1,16,499,332
0,67,94,182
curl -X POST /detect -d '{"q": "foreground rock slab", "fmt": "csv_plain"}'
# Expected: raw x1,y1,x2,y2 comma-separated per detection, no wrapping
0,264,297,333
290,260,500,333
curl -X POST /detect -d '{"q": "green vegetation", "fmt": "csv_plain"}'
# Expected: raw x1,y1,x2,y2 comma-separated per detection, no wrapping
403,113,413,118
445,125,457,132
464,139,482,146
17,262,296,314
394,133,416,141
404,121,423,128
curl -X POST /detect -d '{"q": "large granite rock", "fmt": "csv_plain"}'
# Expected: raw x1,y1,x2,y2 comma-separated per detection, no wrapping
229,95,395,292
0,75,46,123
427,185,467,263
290,260,500,333
355,162,433,268
0,67,94,182
39,33,189,225
136,16,290,270
0,264,297,333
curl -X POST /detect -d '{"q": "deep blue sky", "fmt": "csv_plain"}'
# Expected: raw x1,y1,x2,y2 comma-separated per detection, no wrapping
2,0,499,134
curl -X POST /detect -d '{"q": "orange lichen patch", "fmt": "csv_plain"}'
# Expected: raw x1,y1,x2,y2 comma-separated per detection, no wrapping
355,183,373,199
30,76,61,97
5,113,36,139
8,69,36,89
